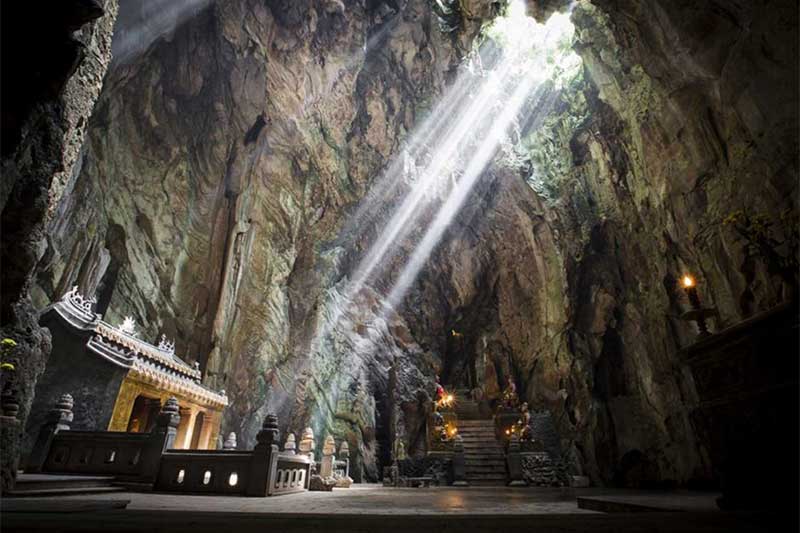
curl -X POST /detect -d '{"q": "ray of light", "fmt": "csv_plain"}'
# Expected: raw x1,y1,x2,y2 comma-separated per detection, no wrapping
273,1,584,437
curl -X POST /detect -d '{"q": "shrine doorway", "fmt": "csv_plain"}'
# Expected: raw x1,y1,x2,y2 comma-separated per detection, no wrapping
126,394,162,433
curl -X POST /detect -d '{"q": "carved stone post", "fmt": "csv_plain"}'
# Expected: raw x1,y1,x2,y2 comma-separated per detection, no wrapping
338,441,350,478
320,434,336,478
452,435,468,486
26,394,74,473
298,426,316,467
223,432,237,450
139,397,180,483
507,433,528,486
334,440,353,488
246,413,280,496
283,433,296,454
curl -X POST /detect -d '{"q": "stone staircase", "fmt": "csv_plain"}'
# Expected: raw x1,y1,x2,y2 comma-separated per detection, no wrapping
453,393,507,486
6,474,125,497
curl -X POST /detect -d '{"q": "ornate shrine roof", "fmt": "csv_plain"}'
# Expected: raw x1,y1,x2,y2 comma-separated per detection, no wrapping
49,287,228,409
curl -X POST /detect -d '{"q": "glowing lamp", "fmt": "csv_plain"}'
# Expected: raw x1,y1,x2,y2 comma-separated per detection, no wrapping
680,272,713,337
681,273,701,307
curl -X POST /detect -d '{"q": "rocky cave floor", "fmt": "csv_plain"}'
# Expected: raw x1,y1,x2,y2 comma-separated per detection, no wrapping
2,485,795,533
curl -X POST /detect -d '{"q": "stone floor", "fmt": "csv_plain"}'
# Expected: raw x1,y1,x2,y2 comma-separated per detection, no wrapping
2,485,793,532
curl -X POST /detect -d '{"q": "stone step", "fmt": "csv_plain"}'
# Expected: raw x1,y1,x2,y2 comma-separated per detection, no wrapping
465,465,506,475
464,450,505,455
12,474,116,491
463,450,505,455
468,479,508,486
465,458,506,465
463,449,505,454
466,472,506,482
463,448,505,453
5,486,127,498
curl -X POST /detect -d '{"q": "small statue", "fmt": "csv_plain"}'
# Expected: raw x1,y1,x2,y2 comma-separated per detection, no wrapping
322,434,336,456
298,427,316,458
517,402,532,441
434,375,445,406
432,409,444,429
395,440,406,461
284,433,296,454
223,432,237,450
502,379,519,409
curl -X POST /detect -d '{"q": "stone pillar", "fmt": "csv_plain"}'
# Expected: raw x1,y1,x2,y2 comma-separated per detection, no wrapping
320,434,336,478
203,408,222,450
26,394,73,473
174,407,196,449
0,387,21,492
246,413,279,496
507,433,528,486
139,397,180,484
452,435,468,486
196,410,216,450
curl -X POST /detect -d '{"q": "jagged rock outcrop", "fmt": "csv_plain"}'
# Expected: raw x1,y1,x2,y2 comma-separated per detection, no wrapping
0,0,119,491
32,0,797,485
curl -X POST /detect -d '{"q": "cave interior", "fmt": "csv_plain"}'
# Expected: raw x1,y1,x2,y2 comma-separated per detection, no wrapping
0,0,798,530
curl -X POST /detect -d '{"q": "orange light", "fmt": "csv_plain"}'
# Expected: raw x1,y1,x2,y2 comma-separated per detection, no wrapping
445,394,454,404
682,274,695,288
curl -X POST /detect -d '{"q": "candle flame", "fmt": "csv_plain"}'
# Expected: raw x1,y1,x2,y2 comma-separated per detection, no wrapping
682,275,695,288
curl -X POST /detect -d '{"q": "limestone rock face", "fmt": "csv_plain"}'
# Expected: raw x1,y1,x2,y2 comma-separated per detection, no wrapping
35,0,492,481
35,0,797,485
0,0,119,492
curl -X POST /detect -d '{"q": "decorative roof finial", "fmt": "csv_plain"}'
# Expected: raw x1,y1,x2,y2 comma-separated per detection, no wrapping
119,316,138,336
157,334,175,355
63,286,97,315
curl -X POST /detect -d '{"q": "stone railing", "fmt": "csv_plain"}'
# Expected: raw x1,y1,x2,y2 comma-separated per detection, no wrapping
27,394,179,484
26,396,310,497
154,414,311,496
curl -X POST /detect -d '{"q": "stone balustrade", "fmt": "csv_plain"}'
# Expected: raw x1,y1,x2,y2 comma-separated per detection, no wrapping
27,394,179,484
155,413,310,496
26,394,311,497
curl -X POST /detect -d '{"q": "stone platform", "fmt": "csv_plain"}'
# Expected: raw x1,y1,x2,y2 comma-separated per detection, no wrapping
2,485,792,532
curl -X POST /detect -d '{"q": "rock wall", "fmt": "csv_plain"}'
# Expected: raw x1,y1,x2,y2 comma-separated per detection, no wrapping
33,0,798,484
0,0,119,491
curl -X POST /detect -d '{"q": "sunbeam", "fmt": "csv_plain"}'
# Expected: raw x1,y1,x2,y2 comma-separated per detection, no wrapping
298,1,583,432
